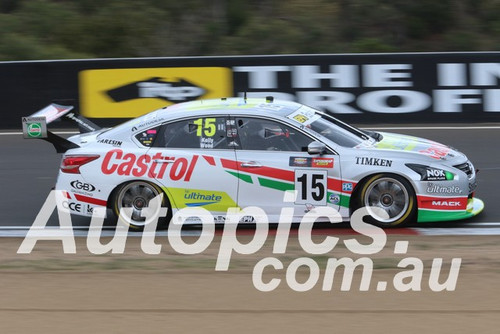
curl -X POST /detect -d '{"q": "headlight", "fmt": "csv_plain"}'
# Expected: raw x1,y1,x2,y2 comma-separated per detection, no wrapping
406,164,455,181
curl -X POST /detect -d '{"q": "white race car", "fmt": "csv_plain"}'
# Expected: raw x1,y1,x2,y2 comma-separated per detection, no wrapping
23,97,484,229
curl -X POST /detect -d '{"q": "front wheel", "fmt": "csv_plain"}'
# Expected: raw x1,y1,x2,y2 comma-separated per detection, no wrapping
112,181,170,230
356,174,416,227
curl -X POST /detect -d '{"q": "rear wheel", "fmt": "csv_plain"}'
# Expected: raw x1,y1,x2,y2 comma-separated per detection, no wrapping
356,174,416,227
112,181,170,230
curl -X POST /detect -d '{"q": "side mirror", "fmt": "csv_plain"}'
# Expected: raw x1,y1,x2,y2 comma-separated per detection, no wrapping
307,141,326,155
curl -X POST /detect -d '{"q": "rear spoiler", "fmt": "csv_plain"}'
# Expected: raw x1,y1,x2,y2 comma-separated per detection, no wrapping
21,104,101,153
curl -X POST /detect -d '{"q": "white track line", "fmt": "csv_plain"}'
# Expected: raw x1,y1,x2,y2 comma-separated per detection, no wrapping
457,222,500,227
2,222,500,237
414,228,500,236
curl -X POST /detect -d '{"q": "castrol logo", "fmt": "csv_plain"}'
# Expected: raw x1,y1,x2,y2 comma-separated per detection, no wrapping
101,149,198,181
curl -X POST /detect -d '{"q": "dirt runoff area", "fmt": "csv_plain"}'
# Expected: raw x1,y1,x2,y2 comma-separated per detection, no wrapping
0,233,499,334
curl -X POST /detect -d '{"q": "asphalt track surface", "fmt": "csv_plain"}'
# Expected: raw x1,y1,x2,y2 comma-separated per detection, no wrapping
1,126,499,232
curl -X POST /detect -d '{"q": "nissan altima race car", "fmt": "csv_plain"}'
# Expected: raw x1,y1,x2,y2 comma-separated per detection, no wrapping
22,97,484,229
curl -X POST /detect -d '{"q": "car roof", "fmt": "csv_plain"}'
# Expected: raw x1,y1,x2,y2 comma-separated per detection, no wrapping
158,97,302,118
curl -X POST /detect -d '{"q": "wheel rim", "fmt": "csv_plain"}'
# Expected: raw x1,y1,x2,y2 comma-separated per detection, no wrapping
116,181,162,227
363,177,409,224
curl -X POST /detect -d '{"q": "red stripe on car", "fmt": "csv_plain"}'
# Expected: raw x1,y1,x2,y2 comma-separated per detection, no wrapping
74,194,107,207
221,158,293,182
202,155,216,166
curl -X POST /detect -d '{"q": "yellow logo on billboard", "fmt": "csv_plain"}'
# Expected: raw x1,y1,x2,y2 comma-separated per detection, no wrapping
79,67,233,118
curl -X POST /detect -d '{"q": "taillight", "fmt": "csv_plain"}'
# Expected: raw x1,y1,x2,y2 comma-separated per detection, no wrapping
61,155,100,174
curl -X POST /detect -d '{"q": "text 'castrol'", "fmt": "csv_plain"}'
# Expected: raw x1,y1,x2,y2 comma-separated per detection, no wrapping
101,149,198,181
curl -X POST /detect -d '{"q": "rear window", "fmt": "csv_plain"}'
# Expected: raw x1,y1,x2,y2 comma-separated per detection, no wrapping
134,126,160,147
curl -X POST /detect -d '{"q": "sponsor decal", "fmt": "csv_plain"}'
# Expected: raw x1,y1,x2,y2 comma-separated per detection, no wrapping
61,200,99,216
70,180,96,192
22,116,47,139
286,109,321,126
419,146,450,160
27,123,42,137
355,157,393,167
135,127,159,147
64,112,98,132
293,114,308,123
407,164,455,181
213,215,226,223
311,157,334,168
62,201,83,213
97,139,122,147
289,157,309,167
418,195,467,210
342,182,353,192
426,168,445,180
424,168,454,181
80,67,232,118
168,188,238,211
328,193,340,204
426,182,462,194
101,149,198,181
240,216,256,223
289,157,333,168
431,200,462,207
225,119,238,138
131,119,161,131
184,191,222,207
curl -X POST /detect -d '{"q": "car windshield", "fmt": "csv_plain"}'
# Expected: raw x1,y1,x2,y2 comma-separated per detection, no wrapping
287,106,372,148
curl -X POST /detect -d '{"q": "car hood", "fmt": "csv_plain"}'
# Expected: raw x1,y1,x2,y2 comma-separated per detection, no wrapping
360,131,467,164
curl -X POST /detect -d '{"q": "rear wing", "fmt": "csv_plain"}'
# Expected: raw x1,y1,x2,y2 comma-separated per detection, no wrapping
22,104,101,153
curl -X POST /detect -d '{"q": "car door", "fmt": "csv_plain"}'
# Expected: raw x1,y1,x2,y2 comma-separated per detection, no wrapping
232,116,341,222
145,115,239,220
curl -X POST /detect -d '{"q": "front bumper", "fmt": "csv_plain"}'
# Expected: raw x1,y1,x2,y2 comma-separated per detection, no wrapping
417,197,484,223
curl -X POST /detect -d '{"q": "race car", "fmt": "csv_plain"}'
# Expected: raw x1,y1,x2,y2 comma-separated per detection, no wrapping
22,97,484,229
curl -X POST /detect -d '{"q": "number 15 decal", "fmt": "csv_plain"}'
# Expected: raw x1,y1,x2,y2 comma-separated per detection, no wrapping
294,170,327,206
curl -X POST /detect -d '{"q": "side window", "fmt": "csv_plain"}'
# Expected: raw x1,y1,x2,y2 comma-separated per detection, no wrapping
135,126,160,147
236,117,313,152
154,117,232,149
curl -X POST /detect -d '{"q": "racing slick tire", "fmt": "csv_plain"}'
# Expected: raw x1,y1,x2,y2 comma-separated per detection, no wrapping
354,174,417,227
111,181,171,231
